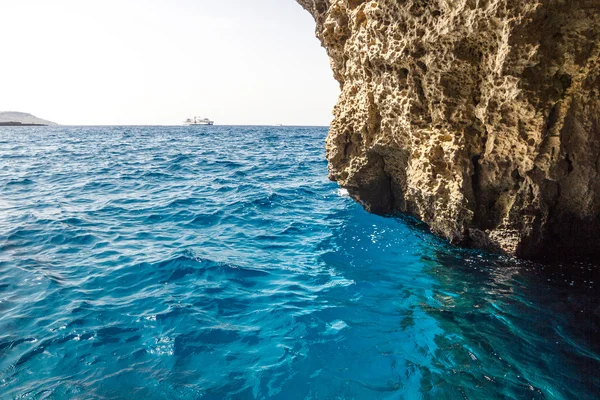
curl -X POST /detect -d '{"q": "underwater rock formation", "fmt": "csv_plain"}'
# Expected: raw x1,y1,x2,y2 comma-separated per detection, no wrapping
298,0,600,259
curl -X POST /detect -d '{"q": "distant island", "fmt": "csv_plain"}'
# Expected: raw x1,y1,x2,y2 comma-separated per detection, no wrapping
0,111,57,126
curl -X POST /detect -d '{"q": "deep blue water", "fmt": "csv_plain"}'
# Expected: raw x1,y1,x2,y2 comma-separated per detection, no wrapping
0,126,598,399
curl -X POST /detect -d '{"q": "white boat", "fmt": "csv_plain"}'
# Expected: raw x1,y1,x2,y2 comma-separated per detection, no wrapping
183,116,214,125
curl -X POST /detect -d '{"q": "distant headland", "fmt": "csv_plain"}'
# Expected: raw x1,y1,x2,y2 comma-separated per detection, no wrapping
0,111,58,126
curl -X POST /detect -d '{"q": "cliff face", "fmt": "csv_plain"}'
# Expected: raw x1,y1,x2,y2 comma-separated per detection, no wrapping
298,0,600,259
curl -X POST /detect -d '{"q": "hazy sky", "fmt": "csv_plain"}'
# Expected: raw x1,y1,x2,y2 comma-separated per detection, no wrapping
0,0,339,126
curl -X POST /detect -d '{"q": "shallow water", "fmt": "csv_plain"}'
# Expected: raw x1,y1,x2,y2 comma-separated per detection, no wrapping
0,126,598,399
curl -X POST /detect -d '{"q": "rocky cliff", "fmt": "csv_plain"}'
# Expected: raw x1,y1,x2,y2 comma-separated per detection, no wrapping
298,0,600,259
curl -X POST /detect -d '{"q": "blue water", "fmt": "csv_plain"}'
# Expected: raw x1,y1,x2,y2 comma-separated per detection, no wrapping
0,126,598,399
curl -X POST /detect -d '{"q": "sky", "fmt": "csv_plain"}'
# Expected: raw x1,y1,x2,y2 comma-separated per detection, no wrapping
0,0,340,126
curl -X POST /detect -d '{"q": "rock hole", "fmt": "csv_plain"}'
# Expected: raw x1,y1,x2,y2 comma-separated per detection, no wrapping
511,168,524,190
546,102,560,133
559,73,572,92
566,153,574,173
348,0,366,10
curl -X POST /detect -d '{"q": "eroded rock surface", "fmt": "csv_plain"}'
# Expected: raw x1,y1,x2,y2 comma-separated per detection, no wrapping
298,0,600,259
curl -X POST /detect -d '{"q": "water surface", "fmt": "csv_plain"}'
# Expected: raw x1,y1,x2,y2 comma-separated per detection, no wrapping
0,126,598,399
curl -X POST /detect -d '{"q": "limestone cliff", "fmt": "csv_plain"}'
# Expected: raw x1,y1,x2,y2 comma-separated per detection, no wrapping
298,0,600,259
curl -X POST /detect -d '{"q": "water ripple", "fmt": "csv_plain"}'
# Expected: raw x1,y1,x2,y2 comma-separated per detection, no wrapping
0,126,598,399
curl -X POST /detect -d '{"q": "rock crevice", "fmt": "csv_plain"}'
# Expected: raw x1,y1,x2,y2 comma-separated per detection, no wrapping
298,0,600,259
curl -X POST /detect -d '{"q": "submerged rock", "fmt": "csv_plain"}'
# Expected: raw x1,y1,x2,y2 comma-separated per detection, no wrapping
298,0,600,260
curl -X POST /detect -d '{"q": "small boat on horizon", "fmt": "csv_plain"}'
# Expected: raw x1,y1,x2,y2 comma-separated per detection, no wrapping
183,116,214,126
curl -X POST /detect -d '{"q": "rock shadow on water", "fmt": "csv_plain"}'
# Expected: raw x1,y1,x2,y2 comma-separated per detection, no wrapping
419,245,600,399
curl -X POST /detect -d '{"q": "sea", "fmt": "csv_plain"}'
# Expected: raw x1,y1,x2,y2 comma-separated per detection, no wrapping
0,126,598,399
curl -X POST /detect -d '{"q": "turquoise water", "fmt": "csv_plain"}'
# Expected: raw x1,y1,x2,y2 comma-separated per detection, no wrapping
0,126,598,399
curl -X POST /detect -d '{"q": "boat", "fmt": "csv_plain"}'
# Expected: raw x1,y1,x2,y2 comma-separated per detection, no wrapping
183,116,214,126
